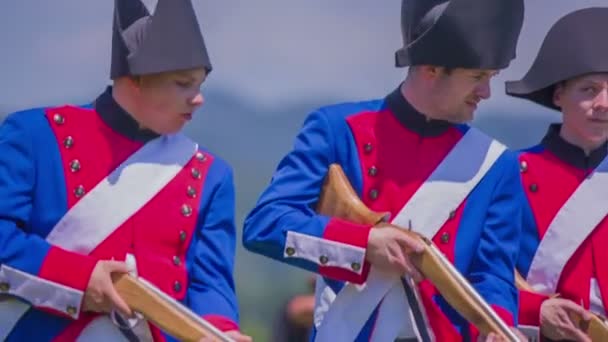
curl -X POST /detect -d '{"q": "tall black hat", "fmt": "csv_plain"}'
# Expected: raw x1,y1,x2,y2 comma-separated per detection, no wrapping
110,0,212,79
506,7,608,111
395,0,524,70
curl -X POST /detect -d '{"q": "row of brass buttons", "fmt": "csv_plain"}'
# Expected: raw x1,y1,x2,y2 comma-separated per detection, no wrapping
52,114,208,295
520,160,539,193
173,152,207,293
285,247,362,271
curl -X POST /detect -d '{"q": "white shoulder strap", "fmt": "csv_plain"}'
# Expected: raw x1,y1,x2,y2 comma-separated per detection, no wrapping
46,133,198,253
527,155,608,294
392,127,506,237
0,134,197,339
315,127,505,341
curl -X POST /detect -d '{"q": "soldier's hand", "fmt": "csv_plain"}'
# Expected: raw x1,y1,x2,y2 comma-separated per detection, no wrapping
540,298,591,342
82,260,132,317
479,328,527,341
366,223,425,281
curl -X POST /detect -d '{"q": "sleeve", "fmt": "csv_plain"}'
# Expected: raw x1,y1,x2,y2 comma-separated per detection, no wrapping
467,153,522,338
0,113,98,320
183,162,240,332
518,290,550,327
242,110,373,284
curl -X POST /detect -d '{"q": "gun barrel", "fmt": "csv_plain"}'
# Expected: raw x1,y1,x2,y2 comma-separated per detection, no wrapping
317,163,517,340
113,274,234,342
425,243,518,340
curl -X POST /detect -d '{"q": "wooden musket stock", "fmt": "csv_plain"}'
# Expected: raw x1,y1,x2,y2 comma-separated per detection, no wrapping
317,164,518,341
515,272,608,341
112,274,234,342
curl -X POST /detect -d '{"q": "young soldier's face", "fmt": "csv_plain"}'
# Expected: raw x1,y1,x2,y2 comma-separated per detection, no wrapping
135,67,207,134
429,68,498,123
554,73,608,148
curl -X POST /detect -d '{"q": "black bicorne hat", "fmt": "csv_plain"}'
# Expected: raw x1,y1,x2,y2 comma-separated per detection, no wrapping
395,0,524,70
506,7,608,111
110,0,212,79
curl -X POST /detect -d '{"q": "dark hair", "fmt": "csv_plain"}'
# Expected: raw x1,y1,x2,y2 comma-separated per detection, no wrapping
406,65,454,77
440,67,455,75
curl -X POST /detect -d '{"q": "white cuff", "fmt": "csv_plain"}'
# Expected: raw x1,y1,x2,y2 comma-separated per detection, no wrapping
0,264,84,318
284,231,366,274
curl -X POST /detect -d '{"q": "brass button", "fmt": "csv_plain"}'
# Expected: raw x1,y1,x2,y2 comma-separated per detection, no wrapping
440,232,450,244
520,160,528,173
285,247,296,256
186,186,197,198
181,204,193,217
369,189,379,200
63,136,74,149
319,255,329,265
448,210,456,220
179,230,187,243
53,113,65,125
364,143,373,154
351,262,361,272
195,152,206,162
0,282,10,292
368,166,378,177
191,168,201,179
66,305,77,316
69,159,81,173
172,256,181,266
74,185,85,198
529,183,538,193
173,281,182,292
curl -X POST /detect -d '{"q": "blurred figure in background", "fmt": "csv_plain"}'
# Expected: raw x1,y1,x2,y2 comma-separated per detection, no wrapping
272,276,315,342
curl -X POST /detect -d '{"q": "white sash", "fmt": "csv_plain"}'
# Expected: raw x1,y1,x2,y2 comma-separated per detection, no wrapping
314,128,506,341
46,134,197,253
0,134,197,339
526,156,608,294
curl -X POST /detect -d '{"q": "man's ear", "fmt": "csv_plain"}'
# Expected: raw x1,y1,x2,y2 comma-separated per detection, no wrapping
553,83,565,109
418,65,443,82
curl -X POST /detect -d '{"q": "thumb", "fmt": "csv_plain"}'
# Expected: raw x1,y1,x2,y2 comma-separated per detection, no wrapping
562,300,590,319
563,324,591,342
398,232,425,253
104,261,131,274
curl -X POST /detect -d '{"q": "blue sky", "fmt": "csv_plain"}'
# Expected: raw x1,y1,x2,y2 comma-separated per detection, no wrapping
0,1,605,113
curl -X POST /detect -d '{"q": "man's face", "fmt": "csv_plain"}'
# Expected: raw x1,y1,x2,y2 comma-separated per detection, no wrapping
428,68,498,123
555,73,608,149
134,67,207,135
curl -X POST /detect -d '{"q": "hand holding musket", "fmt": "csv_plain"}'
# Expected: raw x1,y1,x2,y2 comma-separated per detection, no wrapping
111,274,235,342
515,272,608,341
317,163,519,341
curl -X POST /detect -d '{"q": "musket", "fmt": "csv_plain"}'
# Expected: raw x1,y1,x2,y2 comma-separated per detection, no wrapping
515,272,608,341
316,163,518,341
112,273,234,342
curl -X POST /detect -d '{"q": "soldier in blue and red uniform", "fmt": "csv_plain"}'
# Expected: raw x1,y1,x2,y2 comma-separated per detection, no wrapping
506,7,608,342
0,0,250,341
243,0,526,341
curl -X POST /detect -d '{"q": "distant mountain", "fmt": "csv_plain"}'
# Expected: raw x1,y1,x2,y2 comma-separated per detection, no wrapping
182,90,337,336
473,107,556,150
185,88,334,221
